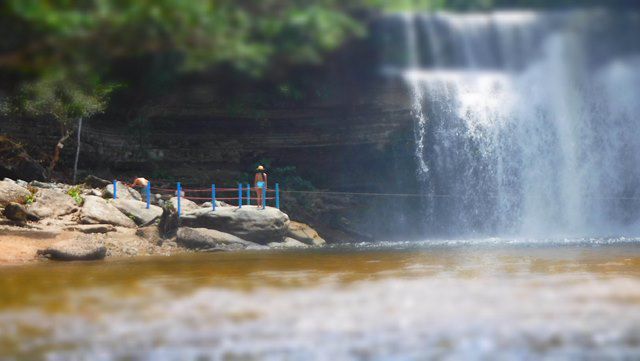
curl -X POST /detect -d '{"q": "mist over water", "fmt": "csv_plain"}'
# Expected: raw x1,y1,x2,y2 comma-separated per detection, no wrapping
380,9,640,237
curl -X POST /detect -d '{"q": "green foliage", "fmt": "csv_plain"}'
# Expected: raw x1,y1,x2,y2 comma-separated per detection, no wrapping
1,0,632,124
0,0,367,121
11,71,119,125
67,186,84,206
25,192,36,205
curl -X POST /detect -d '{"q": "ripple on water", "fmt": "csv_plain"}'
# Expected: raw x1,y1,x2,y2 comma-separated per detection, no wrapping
1,243,640,360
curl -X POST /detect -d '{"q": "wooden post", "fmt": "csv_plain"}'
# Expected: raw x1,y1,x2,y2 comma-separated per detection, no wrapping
246,184,251,206
238,184,242,209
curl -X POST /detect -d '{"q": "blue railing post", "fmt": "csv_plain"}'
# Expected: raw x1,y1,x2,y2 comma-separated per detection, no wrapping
238,184,242,209
146,182,151,209
246,184,251,206
112,180,117,199
177,182,182,217
262,184,267,209
212,184,216,211
276,183,280,209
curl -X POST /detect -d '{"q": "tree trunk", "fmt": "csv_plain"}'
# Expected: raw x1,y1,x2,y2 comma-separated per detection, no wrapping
48,123,72,178
72,117,83,184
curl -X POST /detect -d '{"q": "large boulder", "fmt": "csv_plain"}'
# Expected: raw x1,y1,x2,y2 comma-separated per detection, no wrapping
169,197,199,213
38,235,106,261
179,206,290,244
0,179,31,206
113,199,163,226
103,181,142,201
0,137,47,181
287,221,327,246
2,202,40,222
176,227,264,251
136,226,163,245
80,196,136,228
83,175,111,188
26,188,77,218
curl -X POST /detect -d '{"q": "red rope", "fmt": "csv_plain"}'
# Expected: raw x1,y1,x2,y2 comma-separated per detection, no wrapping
183,196,215,201
182,196,275,201
118,180,274,197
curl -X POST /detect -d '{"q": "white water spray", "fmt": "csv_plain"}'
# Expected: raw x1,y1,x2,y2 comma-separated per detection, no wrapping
384,10,640,237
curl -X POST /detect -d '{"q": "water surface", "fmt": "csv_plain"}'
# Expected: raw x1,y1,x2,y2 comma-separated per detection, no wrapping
1,240,640,360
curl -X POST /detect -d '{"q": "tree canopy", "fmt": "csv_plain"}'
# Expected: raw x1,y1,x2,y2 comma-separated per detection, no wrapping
1,0,636,123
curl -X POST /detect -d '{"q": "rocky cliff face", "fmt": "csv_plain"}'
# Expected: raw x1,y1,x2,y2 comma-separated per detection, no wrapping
0,30,424,240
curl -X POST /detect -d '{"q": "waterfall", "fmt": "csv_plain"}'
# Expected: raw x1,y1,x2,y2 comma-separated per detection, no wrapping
380,9,640,237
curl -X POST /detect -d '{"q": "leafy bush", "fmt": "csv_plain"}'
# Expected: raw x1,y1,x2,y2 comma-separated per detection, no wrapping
25,192,36,205
67,186,84,206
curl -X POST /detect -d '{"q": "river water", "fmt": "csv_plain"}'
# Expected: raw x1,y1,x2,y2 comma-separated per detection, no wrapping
2,240,640,360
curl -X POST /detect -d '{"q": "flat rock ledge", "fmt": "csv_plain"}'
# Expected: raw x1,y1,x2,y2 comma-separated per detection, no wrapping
38,235,107,261
64,224,117,234
268,237,310,249
176,227,266,251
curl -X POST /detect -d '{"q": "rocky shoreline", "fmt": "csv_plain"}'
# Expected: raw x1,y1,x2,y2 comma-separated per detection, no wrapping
0,177,326,265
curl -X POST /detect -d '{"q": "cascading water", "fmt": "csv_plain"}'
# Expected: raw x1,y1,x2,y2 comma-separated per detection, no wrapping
379,9,640,237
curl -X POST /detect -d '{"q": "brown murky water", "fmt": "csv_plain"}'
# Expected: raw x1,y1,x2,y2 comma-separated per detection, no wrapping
1,240,640,359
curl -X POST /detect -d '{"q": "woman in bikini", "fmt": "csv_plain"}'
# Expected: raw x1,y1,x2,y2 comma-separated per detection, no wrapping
254,165,268,208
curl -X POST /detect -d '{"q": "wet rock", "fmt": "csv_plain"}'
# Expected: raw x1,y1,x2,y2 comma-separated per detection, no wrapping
80,196,136,228
0,226,59,238
287,221,327,246
158,206,179,237
83,175,111,188
38,235,106,261
64,224,116,234
2,202,40,222
103,181,142,201
113,199,163,226
176,227,264,251
136,226,162,245
26,188,77,218
0,179,31,206
179,206,290,244
268,237,310,249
